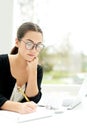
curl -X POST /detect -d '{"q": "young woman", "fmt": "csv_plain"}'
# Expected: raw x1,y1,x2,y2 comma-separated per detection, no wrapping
0,22,44,114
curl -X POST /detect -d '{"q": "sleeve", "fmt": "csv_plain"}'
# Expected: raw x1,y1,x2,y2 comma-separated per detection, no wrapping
21,65,43,103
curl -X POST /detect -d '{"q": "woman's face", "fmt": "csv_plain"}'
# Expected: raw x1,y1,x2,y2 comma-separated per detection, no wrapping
17,31,43,62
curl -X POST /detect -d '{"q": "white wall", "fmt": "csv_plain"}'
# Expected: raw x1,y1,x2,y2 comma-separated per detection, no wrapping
0,0,13,53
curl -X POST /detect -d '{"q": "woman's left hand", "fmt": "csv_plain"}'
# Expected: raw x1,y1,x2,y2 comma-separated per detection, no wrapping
26,57,38,73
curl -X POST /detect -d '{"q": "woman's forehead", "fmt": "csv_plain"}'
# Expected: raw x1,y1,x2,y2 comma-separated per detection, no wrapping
23,31,43,42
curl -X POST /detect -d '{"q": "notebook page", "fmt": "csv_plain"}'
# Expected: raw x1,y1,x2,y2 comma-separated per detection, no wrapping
17,107,54,122
0,107,54,123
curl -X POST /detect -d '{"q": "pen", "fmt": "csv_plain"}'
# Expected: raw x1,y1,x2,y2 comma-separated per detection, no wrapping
38,105,46,107
17,87,30,102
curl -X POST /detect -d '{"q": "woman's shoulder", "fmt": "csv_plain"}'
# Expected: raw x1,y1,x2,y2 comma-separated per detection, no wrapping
0,54,9,67
37,64,43,72
0,54,8,61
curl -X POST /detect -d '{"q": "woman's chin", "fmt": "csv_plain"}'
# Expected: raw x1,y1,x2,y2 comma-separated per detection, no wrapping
27,58,34,62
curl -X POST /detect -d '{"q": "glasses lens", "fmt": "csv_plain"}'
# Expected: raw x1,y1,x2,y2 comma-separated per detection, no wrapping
25,42,34,50
36,44,44,51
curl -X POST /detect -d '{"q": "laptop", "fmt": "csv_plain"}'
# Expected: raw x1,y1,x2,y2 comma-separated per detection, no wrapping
62,78,87,110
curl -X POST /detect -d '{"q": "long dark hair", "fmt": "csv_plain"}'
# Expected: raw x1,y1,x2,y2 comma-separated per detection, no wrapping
10,22,43,54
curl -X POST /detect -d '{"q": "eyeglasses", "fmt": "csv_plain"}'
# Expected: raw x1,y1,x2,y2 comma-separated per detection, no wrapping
21,40,45,51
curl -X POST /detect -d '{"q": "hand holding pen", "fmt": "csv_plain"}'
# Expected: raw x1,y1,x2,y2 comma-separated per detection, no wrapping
17,87,37,114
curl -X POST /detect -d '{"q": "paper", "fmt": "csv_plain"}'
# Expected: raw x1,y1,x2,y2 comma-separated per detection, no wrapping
0,107,54,123
18,107,54,122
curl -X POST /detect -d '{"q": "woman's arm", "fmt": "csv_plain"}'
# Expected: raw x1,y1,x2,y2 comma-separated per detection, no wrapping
24,64,43,103
1,100,37,114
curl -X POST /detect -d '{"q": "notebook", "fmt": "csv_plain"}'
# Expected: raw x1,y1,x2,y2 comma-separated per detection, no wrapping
62,78,87,109
17,107,54,122
0,106,54,123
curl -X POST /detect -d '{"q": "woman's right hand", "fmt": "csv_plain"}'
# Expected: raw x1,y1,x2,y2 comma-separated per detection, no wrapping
18,101,37,114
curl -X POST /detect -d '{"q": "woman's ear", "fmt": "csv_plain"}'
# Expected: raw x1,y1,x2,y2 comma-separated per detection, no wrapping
15,38,19,47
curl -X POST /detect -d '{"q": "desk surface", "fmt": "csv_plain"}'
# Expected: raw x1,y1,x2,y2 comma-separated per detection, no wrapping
0,97,87,130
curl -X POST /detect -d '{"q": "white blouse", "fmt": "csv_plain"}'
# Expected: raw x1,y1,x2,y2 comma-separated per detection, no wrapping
10,83,25,102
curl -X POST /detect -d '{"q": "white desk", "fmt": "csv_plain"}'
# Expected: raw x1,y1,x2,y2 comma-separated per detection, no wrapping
0,97,87,130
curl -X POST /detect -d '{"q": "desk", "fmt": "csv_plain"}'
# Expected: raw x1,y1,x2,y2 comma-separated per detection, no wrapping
0,97,87,130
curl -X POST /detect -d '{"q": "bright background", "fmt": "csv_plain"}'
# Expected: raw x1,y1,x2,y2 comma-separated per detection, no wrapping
13,0,87,54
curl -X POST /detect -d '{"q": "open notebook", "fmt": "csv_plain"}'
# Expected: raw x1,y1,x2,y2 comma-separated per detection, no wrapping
18,107,54,122
0,106,54,123
62,78,87,109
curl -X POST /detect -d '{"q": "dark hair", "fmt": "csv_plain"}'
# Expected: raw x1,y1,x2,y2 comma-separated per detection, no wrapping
10,22,43,54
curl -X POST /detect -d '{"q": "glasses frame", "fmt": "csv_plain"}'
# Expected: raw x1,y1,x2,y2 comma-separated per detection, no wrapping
21,40,45,51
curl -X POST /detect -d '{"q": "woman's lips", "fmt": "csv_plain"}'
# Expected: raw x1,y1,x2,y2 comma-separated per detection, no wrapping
28,54,35,57
27,54,36,60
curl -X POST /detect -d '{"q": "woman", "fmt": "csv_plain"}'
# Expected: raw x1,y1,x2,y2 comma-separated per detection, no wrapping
0,22,44,114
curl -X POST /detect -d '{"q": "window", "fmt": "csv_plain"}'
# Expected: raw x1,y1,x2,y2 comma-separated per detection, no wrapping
13,0,87,85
